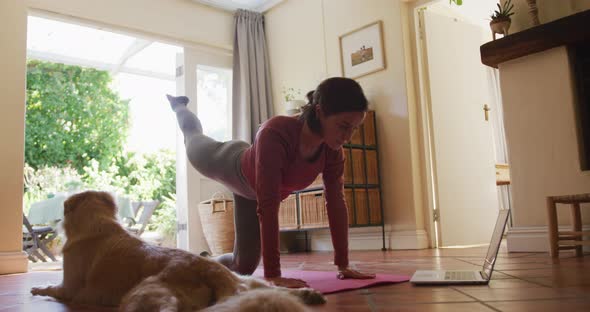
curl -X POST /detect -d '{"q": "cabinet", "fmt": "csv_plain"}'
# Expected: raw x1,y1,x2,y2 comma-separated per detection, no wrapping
278,111,385,249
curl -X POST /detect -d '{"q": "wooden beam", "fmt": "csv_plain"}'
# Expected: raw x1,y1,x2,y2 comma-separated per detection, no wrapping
480,10,590,68
27,49,175,81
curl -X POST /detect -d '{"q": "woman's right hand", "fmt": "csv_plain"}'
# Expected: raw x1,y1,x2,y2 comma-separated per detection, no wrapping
265,276,309,288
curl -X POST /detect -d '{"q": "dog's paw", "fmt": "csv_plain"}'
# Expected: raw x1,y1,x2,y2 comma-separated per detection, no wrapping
295,288,326,305
31,286,50,296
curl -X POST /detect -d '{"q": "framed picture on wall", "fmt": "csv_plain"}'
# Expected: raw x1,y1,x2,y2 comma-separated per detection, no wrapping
339,21,386,79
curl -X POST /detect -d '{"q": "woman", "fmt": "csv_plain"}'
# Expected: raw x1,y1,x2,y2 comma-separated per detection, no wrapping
168,77,375,288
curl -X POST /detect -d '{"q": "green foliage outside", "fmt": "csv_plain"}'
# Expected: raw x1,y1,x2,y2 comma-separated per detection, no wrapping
23,151,177,236
24,60,177,240
26,60,129,172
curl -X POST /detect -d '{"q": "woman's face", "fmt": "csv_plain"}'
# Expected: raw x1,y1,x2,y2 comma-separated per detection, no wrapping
317,108,366,150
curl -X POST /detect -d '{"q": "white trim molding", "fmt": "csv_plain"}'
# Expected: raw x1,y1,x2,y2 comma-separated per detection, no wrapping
303,225,430,251
506,225,590,253
0,251,28,275
192,0,284,13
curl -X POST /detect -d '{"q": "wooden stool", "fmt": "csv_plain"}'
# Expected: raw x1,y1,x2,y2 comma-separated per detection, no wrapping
546,193,590,258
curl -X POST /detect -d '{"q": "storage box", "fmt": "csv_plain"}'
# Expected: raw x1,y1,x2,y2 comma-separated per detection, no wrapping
306,173,323,189
299,191,329,229
279,194,298,230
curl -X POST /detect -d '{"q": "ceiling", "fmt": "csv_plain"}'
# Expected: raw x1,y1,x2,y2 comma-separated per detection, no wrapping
192,0,284,12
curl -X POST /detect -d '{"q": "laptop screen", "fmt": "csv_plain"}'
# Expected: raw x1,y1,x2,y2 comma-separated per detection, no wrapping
482,209,510,279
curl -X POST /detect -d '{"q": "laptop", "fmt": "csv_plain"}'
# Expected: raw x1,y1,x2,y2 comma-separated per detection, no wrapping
410,209,510,285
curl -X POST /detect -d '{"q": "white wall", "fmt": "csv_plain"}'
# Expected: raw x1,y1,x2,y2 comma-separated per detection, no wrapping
0,0,28,274
266,0,428,249
500,47,590,251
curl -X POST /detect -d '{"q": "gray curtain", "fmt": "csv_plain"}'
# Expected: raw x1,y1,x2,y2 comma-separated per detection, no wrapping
232,9,274,143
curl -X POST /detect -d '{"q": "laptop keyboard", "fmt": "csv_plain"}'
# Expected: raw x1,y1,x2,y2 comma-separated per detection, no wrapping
444,271,477,281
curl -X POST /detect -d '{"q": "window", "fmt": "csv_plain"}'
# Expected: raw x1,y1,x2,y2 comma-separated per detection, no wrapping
196,65,232,142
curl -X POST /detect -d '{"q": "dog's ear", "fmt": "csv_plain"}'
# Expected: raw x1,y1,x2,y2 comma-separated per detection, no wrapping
96,192,117,214
64,192,85,216
64,198,75,216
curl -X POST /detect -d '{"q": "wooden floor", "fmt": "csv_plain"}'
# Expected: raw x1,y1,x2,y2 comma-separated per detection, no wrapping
1,244,589,311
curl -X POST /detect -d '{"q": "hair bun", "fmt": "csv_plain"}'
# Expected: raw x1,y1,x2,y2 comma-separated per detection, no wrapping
306,90,315,104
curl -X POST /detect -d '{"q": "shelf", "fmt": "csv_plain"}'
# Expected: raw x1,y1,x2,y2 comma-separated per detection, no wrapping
480,9,590,68
344,184,380,188
344,144,377,150
280,223,385,232
297,185,380,193
278,110,386,249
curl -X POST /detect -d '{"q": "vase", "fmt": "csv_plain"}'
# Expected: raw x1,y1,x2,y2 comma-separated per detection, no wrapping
285,100,305,116
490,17,511,40
526,0,540,26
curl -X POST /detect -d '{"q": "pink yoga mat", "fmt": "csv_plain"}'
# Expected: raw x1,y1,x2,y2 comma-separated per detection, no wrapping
254,269,410,294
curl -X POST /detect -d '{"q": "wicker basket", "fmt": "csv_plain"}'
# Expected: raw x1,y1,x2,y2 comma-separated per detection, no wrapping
198,195,234,255
306,173,323,189
299,190,329,229
279,194,299,230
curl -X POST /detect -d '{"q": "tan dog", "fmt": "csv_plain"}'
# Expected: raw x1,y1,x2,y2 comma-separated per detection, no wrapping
31,191,325,311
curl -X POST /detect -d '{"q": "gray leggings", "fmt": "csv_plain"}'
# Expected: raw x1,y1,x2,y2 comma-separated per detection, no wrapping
174,105,261,275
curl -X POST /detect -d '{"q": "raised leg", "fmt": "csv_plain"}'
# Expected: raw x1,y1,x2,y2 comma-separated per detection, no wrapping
167,94,203,137
166,95,253,197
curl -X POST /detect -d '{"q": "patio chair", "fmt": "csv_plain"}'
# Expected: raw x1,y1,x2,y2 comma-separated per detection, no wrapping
131,201,143,219
127,200,159,236
122,201,144,227
22,215,58,262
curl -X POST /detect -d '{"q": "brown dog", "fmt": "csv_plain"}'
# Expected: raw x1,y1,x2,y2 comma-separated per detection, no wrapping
31,191,325,311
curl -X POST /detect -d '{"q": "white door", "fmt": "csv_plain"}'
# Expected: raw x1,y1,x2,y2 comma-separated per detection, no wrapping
175,47,233,252
422,10,499,246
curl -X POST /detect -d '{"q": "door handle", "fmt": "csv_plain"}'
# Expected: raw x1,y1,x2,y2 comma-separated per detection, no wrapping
483,104,490,121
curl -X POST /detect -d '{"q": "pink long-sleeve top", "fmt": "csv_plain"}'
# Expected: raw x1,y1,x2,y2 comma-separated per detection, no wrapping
240,115,349,278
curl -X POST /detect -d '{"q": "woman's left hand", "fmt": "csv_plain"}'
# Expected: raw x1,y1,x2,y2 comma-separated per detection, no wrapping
337,267,376,280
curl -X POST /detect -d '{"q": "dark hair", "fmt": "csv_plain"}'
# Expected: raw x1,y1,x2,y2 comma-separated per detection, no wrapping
299,77,368,134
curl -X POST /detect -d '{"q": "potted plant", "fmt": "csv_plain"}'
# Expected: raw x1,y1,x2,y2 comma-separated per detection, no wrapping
282,87,304,116
490,0,515,40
